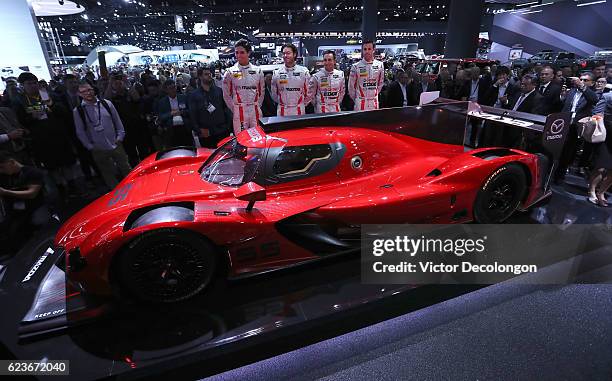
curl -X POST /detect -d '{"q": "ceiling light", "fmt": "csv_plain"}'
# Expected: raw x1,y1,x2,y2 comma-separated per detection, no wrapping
576,0,606,6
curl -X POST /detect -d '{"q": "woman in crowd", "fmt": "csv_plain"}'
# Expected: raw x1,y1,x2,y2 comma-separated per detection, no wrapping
589,92,612,206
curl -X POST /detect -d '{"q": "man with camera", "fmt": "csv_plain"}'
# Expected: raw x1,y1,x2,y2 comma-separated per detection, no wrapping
0,150,51,255
12,72,78,196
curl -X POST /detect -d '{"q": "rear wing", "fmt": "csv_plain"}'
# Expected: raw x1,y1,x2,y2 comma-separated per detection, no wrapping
434,99,571,164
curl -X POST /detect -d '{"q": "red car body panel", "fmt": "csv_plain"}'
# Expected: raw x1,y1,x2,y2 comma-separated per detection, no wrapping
55,125,543,297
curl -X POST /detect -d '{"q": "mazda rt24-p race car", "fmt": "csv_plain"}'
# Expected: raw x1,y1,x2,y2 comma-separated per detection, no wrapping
55,102,568,303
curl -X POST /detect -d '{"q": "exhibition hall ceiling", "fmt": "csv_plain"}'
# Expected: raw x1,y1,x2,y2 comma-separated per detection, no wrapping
36,0,575,50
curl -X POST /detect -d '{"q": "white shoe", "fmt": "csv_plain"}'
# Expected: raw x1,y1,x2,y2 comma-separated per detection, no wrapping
587,191,598,204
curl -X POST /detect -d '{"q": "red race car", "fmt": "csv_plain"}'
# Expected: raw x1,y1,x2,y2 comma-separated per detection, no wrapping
55,102,567,303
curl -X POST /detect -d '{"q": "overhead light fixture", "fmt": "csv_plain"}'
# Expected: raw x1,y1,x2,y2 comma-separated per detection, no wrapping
530,1,555,7
520,9,543,14
516,1,539,7
576,0,606,6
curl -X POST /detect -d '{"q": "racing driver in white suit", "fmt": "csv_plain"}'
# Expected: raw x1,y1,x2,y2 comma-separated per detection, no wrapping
348,39,384,111
308,50,345,113
271,43,311,116
222,39,265,135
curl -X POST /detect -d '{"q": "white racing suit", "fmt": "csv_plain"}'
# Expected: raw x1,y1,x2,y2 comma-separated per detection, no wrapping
271,64,311,116
222,63,265,135
348,59,384,111
308,68,346,113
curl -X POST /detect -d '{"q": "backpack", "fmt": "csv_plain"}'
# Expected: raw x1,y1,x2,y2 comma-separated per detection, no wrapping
75,98,116,130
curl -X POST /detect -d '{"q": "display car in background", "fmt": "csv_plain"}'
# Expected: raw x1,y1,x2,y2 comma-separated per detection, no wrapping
580,49,612,69
526,50,582,67
54,102,565,305
415,58,499,79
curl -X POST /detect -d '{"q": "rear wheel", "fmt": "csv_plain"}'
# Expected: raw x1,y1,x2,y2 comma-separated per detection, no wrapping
116,228,216,303
473,164,527,223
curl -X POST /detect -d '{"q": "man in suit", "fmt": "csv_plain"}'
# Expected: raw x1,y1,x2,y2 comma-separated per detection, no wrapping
494,74,545,147
483,66,520,108
157,79,193,149
386,70,418,107
555,72,599,182
537,65,562,115
460,66,491,104
415,72,438,103
504,74,545,114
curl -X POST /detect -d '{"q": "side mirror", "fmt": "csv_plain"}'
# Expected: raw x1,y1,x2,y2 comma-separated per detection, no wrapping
233,182,266,211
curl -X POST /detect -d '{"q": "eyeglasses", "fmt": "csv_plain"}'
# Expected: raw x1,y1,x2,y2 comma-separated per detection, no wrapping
580,78,592,82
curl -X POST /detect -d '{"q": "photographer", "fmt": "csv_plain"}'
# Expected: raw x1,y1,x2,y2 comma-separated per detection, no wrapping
0,151,51,254
12,72,78,196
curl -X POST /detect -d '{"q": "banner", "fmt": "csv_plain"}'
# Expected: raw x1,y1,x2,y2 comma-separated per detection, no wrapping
194,21,208,36
175,15,184,32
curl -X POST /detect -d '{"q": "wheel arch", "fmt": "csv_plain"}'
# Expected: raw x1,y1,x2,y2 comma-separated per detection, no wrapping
108,226,230,301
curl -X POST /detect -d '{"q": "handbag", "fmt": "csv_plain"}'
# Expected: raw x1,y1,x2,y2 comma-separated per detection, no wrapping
578,115,607,143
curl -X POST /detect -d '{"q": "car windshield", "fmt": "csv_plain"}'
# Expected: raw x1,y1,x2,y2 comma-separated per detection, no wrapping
200,138,266,187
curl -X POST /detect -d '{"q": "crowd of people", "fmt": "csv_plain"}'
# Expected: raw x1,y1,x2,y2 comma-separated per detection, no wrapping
1,38,612,255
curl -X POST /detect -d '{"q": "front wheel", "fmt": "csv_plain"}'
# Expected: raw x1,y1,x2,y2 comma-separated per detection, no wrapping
116,228,217,303
473,164,527,223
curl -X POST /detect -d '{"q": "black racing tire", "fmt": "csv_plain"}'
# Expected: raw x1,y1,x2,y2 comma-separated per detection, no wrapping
116,228,217,303
473,164,527,224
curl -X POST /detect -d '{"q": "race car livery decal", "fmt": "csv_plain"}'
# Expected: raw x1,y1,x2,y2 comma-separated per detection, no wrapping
247,127,264,142
108,183,132,207
22,247,55,283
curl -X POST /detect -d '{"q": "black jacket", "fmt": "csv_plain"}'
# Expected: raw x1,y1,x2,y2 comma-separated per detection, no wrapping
459,76,492,103
562,87,599,123
386,81,419,107
261,85,277,117
483,82,521,107
538,81,563,115
505,90,546,115
187,85,230,136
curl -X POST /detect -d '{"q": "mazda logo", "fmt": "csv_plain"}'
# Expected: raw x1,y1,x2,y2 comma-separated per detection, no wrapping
550,119,565,134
